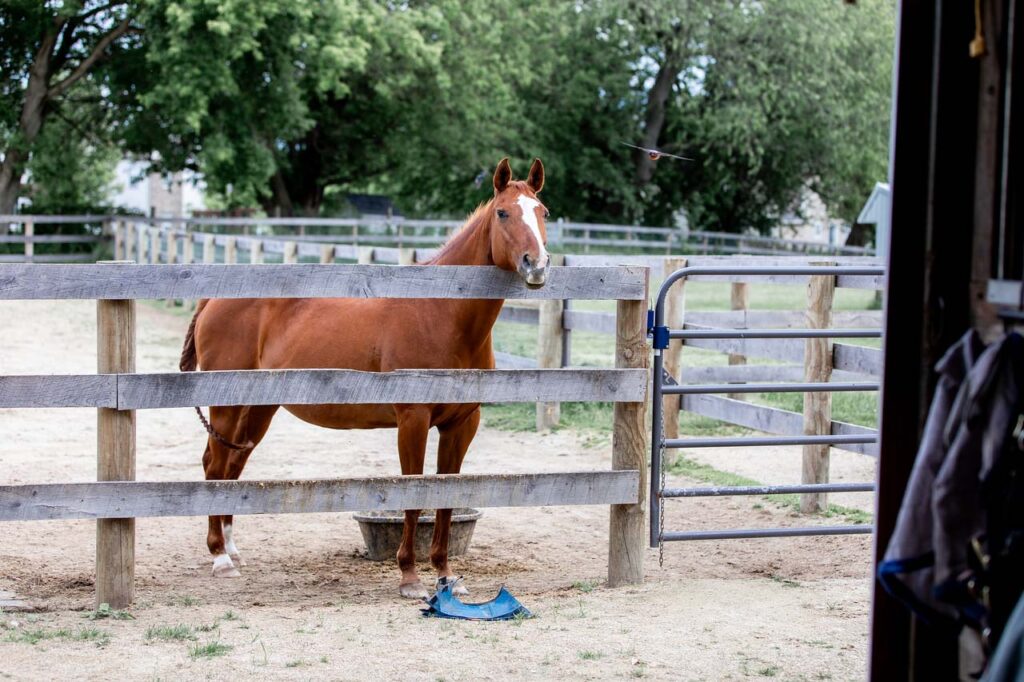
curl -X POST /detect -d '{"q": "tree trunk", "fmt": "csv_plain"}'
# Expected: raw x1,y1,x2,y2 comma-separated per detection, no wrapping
0,24,59,218
633,51,684,188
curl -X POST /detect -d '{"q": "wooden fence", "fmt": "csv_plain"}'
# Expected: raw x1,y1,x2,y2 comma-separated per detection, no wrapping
111,223,885,449
0,213,875,260
0,215,111,262
0,261,650,608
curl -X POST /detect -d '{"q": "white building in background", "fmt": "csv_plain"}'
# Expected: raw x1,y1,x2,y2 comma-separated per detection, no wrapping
110,160,206,216
772,186,851,247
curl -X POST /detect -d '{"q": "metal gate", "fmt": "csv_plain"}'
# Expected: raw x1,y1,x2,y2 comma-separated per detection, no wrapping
649,265,886,547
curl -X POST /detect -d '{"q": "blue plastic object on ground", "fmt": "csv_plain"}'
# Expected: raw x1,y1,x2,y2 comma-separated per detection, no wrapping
421,578,532,621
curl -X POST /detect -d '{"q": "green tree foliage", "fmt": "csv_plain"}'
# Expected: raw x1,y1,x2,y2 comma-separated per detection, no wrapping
2,0,895,231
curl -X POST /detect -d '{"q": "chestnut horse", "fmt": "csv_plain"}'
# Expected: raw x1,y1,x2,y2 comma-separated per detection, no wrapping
179,158,549,598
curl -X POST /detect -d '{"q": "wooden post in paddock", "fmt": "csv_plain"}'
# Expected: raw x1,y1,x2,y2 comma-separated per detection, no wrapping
536,254,566,430
662,256,686,439
250,239,264,264
96,262,136,608
357,246,374,265
283,241,298,264
320,244,335,264
165,231,179,308
23,219,33,262
202,234,215,264
398,248,416,266
114,221,125,260
148,228,161,264
224,237,237,264
609,280,648,586
727,282,750,400
124,223,136,262
801,265,835,513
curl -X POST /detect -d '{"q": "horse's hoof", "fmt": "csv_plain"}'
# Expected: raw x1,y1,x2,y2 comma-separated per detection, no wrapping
229,553,246,567
437,576,469,597
399,581,429,600
212,555,241,578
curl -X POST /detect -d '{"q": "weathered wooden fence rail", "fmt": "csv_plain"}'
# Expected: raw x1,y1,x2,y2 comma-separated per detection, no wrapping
0,261,649,607
105,222,887,449
0,215,111,262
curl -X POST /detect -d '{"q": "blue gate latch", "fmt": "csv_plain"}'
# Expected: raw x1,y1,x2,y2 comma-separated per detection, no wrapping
421,577,532,621
652,324,670,350
646,309,655,336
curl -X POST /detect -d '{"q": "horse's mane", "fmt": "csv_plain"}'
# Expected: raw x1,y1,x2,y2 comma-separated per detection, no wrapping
421,198,494,265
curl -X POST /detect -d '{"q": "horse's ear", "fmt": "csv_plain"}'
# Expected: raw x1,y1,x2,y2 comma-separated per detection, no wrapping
527,158,544,193
493,157,512,195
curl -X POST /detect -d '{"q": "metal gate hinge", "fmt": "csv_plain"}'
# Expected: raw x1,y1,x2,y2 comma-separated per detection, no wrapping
660,367,678,386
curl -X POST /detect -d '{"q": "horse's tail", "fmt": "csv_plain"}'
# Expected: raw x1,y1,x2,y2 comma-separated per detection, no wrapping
180,302,250,451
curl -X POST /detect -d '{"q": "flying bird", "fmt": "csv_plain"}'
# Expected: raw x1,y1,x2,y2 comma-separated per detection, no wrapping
621,142,693,162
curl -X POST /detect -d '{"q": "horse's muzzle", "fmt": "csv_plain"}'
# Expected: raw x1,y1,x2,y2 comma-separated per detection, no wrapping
519,255,548,289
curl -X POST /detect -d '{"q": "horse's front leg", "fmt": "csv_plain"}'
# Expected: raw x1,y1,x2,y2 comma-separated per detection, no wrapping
431,407,480,596
395,405,432,599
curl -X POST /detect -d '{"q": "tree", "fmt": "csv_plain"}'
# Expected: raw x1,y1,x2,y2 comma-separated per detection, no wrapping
0,1,140,218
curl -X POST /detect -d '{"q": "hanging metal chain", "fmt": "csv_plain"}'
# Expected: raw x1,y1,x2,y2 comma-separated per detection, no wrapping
659,394,666,568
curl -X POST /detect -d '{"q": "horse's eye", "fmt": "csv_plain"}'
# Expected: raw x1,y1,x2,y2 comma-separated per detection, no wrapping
543,209,550,219
496,209,508,219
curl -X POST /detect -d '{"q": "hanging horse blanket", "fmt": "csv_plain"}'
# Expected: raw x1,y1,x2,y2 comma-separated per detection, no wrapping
878,329,986,627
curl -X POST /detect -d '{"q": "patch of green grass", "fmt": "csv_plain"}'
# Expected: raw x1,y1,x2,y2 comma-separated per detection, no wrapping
758,665,780,677
751,390,879,428
220,610,240,622
84,603,134,621
571,580,596,593
770,575,801,588
667,454,872,525
195,623,219,633
168,594,200,608
145,624,197,642
188,641,233,659
577,650,603,661
285,660,306,668
5,626,110,647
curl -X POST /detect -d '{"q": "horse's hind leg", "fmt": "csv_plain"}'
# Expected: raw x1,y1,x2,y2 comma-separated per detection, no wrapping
431,408,480,596
202,405,278,577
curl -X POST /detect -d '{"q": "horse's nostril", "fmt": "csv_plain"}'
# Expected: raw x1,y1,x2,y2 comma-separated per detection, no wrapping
522,254,532,268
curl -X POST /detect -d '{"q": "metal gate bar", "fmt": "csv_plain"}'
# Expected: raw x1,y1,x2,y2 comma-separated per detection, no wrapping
663,526,873,542
663,482,875,497
662,381,879,394
664,434,877,449
650,265,886,548
670,328,881,339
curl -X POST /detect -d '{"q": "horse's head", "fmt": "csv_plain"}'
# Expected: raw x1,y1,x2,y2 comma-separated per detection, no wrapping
489,157,549,289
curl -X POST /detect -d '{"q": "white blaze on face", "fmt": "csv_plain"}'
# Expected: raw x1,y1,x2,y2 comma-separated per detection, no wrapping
515,194,549,266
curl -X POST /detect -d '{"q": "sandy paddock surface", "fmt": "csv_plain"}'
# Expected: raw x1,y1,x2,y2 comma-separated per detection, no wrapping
0,300,874,680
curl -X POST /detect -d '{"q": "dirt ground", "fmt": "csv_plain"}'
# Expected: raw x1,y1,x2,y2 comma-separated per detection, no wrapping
0,299,874,680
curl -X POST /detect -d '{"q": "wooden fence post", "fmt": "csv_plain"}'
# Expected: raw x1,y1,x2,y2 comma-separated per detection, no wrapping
202,234,216,264
96,262,136,608
663,256,686,439
125,223,136,263
608,273,649,586
801,265,835,513
23,219,33,262
320,244,335,264
148,228,160,265
136,224,146,264
165,231,179,308
728,282,750,400
182,232,194,265
114,221,124,260
398,248,416,266
357,246,374,265
250,239,264,264
224,237,237,264
536,254,566,430
283,241,298,264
